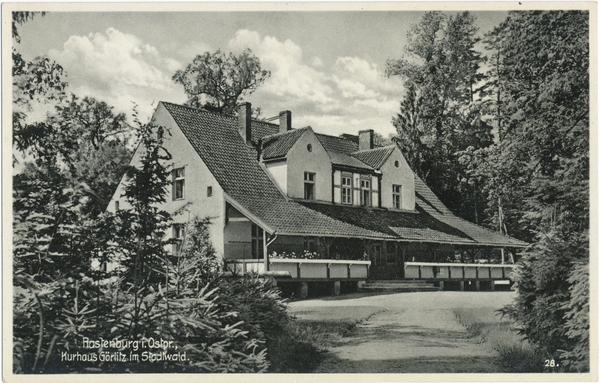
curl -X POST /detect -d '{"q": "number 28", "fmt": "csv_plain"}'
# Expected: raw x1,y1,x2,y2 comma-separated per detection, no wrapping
544,359,557,367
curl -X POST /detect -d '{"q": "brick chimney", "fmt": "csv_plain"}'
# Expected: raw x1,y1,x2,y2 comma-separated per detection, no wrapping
238,102,252,144
279,110,292,133
358,129,374,151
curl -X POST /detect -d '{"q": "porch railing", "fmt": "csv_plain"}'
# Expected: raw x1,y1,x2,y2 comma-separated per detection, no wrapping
225,259,371,279
404,262,516,280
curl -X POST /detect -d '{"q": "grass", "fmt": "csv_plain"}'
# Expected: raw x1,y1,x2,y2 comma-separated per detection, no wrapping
267,306,382,372
266,320,357,373
453,307,551,373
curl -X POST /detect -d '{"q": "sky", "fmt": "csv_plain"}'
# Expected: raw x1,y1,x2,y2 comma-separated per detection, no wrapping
15,10,509,137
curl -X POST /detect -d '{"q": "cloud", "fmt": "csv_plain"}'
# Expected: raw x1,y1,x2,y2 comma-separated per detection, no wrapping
228,29,402,137
48,28,185,120
46,27,402,136
229,29,337,110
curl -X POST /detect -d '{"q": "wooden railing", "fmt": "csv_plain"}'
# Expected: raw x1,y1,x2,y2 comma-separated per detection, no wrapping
404,262,516,280
225,259,371,280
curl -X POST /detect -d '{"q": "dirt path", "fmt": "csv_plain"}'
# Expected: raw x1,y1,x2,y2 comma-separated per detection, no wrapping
289,291,515,373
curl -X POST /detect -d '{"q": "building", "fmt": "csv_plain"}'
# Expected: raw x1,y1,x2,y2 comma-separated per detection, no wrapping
108,101,526,293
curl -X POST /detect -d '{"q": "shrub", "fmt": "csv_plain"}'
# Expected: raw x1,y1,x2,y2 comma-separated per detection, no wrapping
266,322,325,373
501,231,588,370
559,262,589,372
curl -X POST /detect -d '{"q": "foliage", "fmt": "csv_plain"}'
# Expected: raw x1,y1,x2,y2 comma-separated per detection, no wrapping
472,10,589,240
13,123,273,373
468,11,590,370
176,218,293,369
12,11,45,43
387,11,493,222
501,232,588,370
266,322,324,373
559,262,589,372
173,49,271,114
454,308,544,372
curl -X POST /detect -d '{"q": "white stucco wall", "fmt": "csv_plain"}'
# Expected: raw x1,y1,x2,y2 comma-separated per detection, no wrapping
286,129,332,202
380,147,415,210
107,102,226,258
264,160,288,194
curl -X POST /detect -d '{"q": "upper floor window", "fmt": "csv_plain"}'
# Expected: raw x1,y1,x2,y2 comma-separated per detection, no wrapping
251,224,264,259
360,177,371,207
304,172,316,200
393,184,402,209
341,175,352,204
173,167,185,200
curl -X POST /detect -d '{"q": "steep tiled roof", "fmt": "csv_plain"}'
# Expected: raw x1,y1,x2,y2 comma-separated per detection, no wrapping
161,102,527,247
413,176,526,247
250,120,279,145
328,151,375,171
351,146,396,170
315,133,359,155
261,128,308,160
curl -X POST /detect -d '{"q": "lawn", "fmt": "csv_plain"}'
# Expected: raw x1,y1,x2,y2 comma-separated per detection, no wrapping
453,307,552,373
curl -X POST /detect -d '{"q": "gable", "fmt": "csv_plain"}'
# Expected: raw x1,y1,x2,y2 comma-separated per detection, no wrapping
261,127,308,160
351,145,395,170
379,146,415,210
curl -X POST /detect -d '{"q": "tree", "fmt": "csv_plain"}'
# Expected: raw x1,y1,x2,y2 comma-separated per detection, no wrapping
472,11,590,369
49,95,134,215
11,13,273,374
387,11,492,222
173,49,270,114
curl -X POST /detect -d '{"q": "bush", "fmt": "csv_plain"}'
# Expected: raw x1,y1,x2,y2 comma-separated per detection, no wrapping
266,322,325,373
559,262,589,372
501,231,588,371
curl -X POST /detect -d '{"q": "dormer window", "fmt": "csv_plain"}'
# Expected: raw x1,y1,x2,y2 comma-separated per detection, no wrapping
304,172,316,200
360,177,371,207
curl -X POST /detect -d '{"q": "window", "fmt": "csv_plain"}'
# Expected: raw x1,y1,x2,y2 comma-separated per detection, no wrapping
251,224,264,259
386,242,396,264
360,177,371,207
173,168,185,200
341,175,352,204
173,224,186,254
115,201,119,211
157,126,164,140
207,186,213,197
393,184,402,209
304,172,316,200
303,237,317,253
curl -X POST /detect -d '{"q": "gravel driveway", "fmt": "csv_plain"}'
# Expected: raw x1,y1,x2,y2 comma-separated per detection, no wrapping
289,291,516,373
